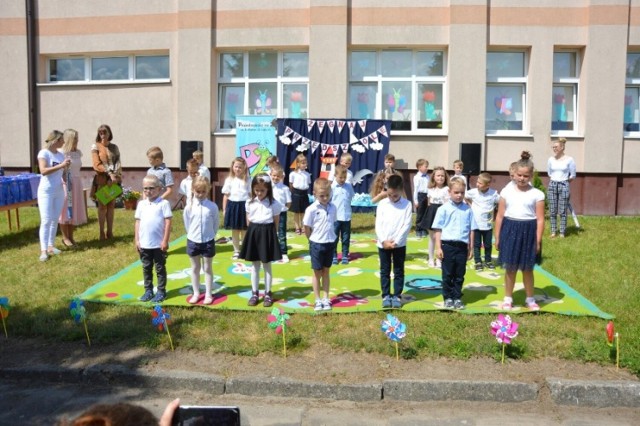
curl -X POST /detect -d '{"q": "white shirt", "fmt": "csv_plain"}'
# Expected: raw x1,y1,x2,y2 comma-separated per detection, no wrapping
500,184,545,220
547,156,576,182
198,164,211,181
451,173,467,187
328,168,354,184
221,176,251,201
412,172,430,204
289,170,311,190
246,197,282,224
272,182,292,212
465,187,500,230
183,197,219,244
37,149,65,193
375,196,413,248
135,197,172,249
178,176,192,199
428,186,450,205
303,201,337,243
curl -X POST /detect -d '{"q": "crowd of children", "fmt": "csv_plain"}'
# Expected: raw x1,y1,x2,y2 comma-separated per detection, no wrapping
132,147,547,314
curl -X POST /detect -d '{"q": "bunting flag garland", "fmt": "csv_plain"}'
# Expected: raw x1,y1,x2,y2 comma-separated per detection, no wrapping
341,143,350,152
360,136,369,150
278,120,389,154
327,120,335,133
337,120,346,133
358,120,367,132
311,141,320,154
306,120,316,132
377,125,389,138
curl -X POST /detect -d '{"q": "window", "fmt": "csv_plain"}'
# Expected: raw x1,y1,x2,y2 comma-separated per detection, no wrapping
486,51,527,134
349,50,446,133
47,54,169,83
217,51,309,130
624,53,640,134
552,51,579,133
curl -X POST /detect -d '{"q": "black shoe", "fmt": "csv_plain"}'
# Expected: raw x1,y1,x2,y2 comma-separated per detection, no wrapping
474,262,484,272
151,291,166,303
485,261,495,270
139,290,154,302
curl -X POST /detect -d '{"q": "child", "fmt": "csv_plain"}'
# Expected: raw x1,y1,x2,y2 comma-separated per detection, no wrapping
192,150,211,182
432,178,477,310
183,176,219,305
303,178,337,311
266,155,280,172
270,164,292,263
135,175,173,303
451,159,467,188
382,153,396,173
419,166,450,267
328,152,354,184
331,165,355,264
465,172,500,271
375,174,413,309
178,159,200,203
289,153,311,235
240,173,283,307
146,146,174,200
495,151,545,311
370,167,401,204
222,157,251,259
413,158,430,238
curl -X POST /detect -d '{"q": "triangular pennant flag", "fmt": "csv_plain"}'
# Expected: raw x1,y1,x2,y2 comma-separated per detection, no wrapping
337,120,346,133
307,120,316,132
341,143,350,152
349,130,359,144
317,120,326,133
302,137,310,145
377,125,388,138
360,136,369,149
331,144,340,155
327,120,335,133
292,133,303,143
369,132,378,142
358,120,367,132
348,121,356,132
311,141,320,154
320,143,329,156
283,126,294,137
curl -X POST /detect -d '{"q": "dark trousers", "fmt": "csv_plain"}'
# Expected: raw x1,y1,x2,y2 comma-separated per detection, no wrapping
333,220,351,258
139,248,167,293
277,211,288,254
415,193,428,233
441,241,468,300
473,229,494,264
378,246,406,298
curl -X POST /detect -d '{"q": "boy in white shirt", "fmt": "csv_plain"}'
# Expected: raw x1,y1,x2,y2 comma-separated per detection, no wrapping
465,172,500,271
452,159,467,188
178,159,200,204
270,165,292,263
413,158,430,238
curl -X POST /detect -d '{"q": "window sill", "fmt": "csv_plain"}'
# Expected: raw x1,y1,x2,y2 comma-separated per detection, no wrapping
37,79,171,87
485,132,534,138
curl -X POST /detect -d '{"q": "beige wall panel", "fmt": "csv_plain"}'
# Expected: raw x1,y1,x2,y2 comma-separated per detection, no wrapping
214,29,310,48
213,135,236,170
350,26,449,46
622,140,640,173
388,138,450,170
38,86,174,168
37,1,174,18
309,23,347,117
38,33,174,56
216,0,308,11
351,0,449,7
1,0,25,18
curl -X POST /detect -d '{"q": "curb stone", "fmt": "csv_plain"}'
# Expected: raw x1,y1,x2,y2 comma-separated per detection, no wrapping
383,379,538,403
546,378,640,407
226,377,382,401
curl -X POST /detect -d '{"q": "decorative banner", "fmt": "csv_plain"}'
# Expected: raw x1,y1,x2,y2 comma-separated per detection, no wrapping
235,115,277,178
151,305,174,351
360,136,369,150
331,144,340,155
0,297,10,338
311,141,320,154
381,314,406,360
307,119,316,132
321,143,329,157
267,307,291,357
358,120,367,132
377,125,389,138
341,143,350,152
490,314,519,364
283,126,294,137
327,120,335,133
317,120,326,133
292,133,303,143
337,120,346,133
69,298,91,346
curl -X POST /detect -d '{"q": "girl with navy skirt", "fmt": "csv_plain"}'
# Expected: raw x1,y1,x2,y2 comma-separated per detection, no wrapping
495,151,545,312
288,153,311,234
222,157,251,259
419,166,450,268
240,173,283,307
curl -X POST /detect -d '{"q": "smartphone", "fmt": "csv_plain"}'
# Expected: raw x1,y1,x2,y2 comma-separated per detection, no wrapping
171,405,241,426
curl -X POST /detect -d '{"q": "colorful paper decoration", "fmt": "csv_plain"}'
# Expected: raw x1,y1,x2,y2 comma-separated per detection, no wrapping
606,321,619,369
0,297,10,338
256,90,272,114
267,307,291,358
151,305,174,351
491,314,519,364
69,298,91,346
380,314,406,360
94,184,122,206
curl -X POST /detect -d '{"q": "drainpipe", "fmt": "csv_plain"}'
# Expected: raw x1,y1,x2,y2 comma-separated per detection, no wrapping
26,0,39,172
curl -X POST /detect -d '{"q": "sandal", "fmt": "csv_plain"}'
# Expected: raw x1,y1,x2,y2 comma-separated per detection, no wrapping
247,292,259,306
188,294,200,304
501,301,512,311
203,295,213,305
263,292,273,307
526,301,540,311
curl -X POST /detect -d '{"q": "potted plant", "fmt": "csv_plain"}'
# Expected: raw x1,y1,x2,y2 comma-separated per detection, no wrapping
120,187,141,210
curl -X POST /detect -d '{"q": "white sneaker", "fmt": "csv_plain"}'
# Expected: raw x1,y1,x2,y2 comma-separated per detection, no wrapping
428,259,435,267
39,253,49,262
435,259,442,268
322,298,332,311
48,247,62,255
281,254,289,263
314,299,323,312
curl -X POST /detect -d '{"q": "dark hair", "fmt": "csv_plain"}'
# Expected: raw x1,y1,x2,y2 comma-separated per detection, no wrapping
516,150,535,173
95,124,113,142
387,174,403,190
251,173,274,204
57,402,158,426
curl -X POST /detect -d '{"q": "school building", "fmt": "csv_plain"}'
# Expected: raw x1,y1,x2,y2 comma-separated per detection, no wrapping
1,0,639,214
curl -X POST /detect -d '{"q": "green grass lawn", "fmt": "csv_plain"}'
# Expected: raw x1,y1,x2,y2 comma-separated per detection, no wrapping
1,207,639,376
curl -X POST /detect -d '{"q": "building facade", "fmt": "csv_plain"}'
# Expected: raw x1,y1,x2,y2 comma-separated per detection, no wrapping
1,0,639,214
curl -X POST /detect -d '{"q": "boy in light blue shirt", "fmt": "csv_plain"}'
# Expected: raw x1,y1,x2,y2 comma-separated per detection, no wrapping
331,165,355,264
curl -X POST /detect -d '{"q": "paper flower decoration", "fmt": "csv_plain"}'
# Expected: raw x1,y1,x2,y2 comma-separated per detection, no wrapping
290,91,304,102
69,298,91,346
151,305,174,351
491,314,518,364
422,91,436,102
606,321,619,369
381,314,406,360
0,297,10,338
267,307,291,358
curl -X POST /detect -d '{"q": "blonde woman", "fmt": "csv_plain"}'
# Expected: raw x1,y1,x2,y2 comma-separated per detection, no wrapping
547,138,576,238
58,129,87,246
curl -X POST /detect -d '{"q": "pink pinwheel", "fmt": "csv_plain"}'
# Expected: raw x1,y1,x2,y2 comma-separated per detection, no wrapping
491,314,518,364
267,307,291,357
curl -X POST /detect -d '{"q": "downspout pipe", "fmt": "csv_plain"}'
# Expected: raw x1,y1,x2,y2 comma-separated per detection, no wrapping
26,0,39,172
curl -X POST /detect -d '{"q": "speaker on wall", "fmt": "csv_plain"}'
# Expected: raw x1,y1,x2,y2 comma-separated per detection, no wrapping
459,143,482,176
180,141,203,170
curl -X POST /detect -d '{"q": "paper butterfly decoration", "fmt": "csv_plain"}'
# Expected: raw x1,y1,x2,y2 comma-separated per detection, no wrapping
267,307,290,335
381,314,406,342
491,314,518,344
152,305,171,331
255,90,272,114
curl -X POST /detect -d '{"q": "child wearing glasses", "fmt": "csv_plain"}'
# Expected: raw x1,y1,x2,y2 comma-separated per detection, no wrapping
135,175,173,303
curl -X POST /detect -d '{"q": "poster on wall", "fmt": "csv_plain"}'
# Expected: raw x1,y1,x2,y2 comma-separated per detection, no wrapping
235,115,277,177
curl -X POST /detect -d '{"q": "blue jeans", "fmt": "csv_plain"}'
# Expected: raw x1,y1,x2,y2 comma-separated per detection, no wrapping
378,246,406,298
473,229,493,264
277,211,288,254
441,241,468,300
333,220,351,258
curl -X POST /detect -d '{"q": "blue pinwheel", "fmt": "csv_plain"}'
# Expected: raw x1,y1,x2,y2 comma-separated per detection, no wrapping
69,297,90,346
151,305,174,350
380,314,406,360
0,297,10,338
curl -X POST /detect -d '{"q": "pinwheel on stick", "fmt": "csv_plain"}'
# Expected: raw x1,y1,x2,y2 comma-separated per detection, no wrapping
0,297,10,338
69,298,90,346
152,305,174,351
380,314,406,360
606,321,619,370
267,307,291,358
491,314,519,364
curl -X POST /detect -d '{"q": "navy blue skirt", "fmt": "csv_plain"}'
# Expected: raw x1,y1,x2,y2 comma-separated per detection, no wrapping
290,188,310,213
420,203,442,231
224,200,247,230
240,223,282,263
498,218,541,271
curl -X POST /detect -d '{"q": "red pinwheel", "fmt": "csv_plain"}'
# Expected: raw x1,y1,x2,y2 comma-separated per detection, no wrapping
491,314,519,364
606,321,619,369
151,305,174,351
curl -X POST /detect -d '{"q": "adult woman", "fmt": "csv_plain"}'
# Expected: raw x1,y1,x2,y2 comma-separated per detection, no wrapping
58,129,87,246
91,124,121,240
547,138,576,238
37,130,71,261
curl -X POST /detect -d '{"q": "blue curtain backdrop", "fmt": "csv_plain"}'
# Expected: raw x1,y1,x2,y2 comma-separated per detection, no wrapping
276,119,391,197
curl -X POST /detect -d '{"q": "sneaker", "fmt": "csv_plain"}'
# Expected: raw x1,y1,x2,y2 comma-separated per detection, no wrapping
428,259,435,268
139,290,154,302
281,254,289,263
443,299,454,309
314,299,323,311
485,261,496,270
248,292,259,306
151,291,166,303
435,259,442,268
332,257,339,265
322,298,332,311
39,253,49,262
382,295,392,309
501,301,512,311
391,296,402,309
263,292,273,308
453,299,465,310
526,301,540,311
474,262,484,272
48,247,62,256
341,257,349,265
232,252,239,260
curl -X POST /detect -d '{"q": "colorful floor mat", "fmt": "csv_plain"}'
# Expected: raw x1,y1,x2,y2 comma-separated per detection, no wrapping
80,233,612,318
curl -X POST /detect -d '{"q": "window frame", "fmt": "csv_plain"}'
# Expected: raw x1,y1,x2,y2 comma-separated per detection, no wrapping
215,50,310,133
485,50,528,136
624,52,640,137
551,50,580,136
348,49,448,135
